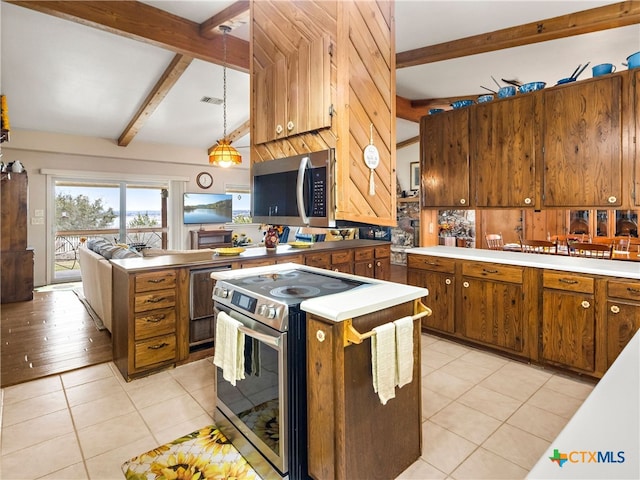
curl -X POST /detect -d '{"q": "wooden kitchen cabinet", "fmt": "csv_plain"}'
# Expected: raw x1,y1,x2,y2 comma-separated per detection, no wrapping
461,262,526,355
472,93,539,208
542,75,623,207
541,271,598,374
407,255,455,333
353,245,391,279
606,279,640,368
253,35,331,145
420,108,470,207
330,249,354,274
634,69,640,207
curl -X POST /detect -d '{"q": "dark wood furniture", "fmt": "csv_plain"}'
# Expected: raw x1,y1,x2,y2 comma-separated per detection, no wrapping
1,171,34,303
189,229,233,250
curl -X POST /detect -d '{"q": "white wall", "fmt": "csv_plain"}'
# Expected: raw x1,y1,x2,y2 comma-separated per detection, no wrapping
2,129,250,286
396,141,420,196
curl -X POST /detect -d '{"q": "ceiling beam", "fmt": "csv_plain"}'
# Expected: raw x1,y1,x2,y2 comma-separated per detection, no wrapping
8,0,250,72
200,0,250,39
208,119,251,155
397,136,419,150
118,54,193,147
397,1,640,68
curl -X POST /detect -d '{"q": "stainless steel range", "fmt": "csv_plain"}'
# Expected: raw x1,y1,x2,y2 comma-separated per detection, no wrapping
212,267,371,479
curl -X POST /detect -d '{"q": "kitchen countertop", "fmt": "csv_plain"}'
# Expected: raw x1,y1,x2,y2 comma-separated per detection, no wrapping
110,239,390,272
527,329,640,479
211,262,428,322
407,246,640,280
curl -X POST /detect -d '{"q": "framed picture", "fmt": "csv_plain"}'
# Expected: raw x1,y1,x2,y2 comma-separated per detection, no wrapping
410,162,420,190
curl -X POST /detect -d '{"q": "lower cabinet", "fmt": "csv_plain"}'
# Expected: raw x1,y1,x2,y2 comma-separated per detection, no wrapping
541,271,597,374
461,262,526,355
606,279,640,369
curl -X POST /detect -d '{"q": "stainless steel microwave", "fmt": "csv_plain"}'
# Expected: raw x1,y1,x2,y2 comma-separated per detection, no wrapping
252,149,335,227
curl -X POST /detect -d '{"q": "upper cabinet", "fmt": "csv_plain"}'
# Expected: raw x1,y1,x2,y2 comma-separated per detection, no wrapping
542,75,623,207
472,93,539,208
420,109,470,208
253,35,331,145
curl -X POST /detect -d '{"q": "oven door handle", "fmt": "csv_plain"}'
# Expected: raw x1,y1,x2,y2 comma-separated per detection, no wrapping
296,155,310,225
238,324,281,349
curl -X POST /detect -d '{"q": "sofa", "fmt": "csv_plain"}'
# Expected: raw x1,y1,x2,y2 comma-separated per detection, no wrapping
78,239,142,332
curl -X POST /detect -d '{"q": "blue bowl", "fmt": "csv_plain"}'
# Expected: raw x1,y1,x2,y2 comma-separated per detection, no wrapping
451,100,474,109
556,77,576,85
477,94,494,103
519,81,546,93
627,51,640,69
429,108,444,115
498,86,516,98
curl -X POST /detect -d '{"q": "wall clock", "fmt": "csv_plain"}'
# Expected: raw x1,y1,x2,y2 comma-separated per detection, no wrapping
196,171,213,189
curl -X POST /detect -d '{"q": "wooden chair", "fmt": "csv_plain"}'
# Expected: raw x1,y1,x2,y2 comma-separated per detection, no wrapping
568,242,612,259
485,233,504,250
520,239,557,254
612,236,631,254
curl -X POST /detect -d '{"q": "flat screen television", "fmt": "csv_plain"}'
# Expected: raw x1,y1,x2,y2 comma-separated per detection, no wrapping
183,193,233,225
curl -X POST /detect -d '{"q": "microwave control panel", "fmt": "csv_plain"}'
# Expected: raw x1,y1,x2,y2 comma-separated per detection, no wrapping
310,168,326,217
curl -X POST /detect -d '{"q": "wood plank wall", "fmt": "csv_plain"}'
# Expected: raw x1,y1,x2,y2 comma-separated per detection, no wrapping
250,0,396,227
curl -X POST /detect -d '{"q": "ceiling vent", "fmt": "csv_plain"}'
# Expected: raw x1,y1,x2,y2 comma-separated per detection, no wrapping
200,96,223,105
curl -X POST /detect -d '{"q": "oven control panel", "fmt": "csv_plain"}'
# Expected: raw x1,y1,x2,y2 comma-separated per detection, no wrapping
213,283,288,330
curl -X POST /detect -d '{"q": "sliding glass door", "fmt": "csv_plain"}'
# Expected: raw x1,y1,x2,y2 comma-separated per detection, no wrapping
53,179,167,282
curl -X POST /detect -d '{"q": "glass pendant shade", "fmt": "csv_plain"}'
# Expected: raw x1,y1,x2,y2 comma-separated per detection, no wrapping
209,139,242,168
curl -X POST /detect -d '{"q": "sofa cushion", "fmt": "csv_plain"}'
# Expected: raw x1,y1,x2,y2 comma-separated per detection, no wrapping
85,238,141,259
111,247,142,259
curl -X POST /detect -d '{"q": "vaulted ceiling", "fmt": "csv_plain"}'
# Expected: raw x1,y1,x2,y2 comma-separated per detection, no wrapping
2,1,638,158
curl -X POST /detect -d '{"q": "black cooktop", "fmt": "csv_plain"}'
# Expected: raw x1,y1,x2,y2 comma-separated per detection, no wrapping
223,269,369,305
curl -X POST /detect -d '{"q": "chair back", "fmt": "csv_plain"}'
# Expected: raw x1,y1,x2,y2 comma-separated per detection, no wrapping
520,239,557,254
485,233,504,250
569,242,612,259
612,236,631,253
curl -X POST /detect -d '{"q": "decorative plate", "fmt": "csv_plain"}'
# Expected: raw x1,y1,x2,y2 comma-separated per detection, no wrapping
213,247,245,256
288,241,313,249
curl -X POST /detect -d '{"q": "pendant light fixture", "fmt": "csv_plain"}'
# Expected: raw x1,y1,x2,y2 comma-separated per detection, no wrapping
208,25,242,168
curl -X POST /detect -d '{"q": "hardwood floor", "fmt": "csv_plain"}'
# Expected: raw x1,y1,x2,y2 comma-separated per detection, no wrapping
0,289,112,388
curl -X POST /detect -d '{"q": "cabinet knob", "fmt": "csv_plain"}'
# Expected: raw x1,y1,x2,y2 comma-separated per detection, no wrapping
611,305,620,314
376,261,381,267
316,330,326,342
459,198,466,205
524,197,532,205
368,263,372,268
608,196,617,204
581,300,590,309
275,124,283,134
445,278,452,285
287,121,295,131
463,281,470,288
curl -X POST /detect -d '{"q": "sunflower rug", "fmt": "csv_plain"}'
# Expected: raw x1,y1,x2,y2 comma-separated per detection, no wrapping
121,425,263,480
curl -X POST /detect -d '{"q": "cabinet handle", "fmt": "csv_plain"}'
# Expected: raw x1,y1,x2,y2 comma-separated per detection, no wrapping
376,261,381,267
368,263,372,268
482,268,499,274
608,196,617,204
145,314,166,323
146,296,166,304
275,124,283,134
611,305,620,314
287,121,295,131
459,198,466,205
581,300,590,309
463,281,470,288
523,197,532,205
333,268,339,272
445,278,452,285
148,342,169,350
559,278,578,284
147,278,166,284
627,287,640,295
316,330,326,342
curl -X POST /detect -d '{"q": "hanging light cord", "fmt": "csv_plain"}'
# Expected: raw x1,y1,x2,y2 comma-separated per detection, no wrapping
221,25,231,141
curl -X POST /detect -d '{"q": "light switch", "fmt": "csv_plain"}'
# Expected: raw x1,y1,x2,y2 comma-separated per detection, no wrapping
34,209,44,217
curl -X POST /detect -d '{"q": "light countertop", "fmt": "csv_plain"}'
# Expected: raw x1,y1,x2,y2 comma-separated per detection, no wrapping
211,262,428,322
407,246,640,280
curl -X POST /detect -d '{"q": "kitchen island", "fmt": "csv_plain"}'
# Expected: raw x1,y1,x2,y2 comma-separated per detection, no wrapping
211,263,429,480
407,246,640,379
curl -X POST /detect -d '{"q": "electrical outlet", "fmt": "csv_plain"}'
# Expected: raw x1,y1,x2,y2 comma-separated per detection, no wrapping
34,209,44,217
31,217,44,225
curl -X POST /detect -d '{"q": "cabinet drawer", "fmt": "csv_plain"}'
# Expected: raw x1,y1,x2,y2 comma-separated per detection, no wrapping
331,250,353,264
135,334,176,369
306,253,330,268
135,270,177,292
354,248,373,262
462,262,523,284
607,280,640,301
543,271,594,294
134,289,176,313
134,307,176,340
407,255,455,273
374,246,390,258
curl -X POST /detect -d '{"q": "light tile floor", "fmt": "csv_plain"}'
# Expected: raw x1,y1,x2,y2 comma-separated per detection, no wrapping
0,334,595,480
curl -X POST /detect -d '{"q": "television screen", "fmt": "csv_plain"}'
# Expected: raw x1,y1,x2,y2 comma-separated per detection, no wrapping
183,193,233,224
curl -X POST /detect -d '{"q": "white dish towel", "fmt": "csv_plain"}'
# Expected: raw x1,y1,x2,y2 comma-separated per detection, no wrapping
371,322,396,405
394,316,414,389
213,311,245,386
